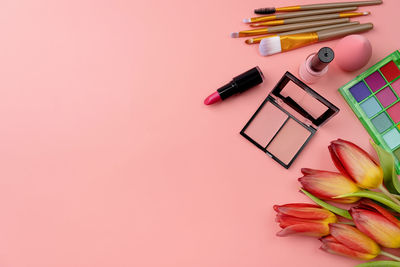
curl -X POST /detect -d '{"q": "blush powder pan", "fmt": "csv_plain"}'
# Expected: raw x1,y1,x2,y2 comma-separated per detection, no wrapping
266,118,313,166
241,72,339,169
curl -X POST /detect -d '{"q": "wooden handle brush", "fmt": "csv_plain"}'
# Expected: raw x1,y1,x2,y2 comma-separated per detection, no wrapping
254,0,382,15
259,23,373,56
245,6,357,23
249,12,369,27
245,21,360,44
231,18,351,38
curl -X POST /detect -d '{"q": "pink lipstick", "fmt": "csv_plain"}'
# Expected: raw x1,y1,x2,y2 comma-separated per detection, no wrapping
204,67,264,105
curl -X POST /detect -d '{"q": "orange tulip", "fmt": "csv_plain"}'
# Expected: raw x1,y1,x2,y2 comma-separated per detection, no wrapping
299,168,360,203
329,139,383,189
350,200,400,248
320,223,380,260
274,203,337,237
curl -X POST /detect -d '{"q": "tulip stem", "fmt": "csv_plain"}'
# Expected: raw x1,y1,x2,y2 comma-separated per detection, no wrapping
380,251,400,261
379,184,400,207
392,193,400,200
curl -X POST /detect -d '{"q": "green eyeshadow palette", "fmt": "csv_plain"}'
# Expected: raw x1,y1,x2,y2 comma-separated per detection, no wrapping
339,50,400,173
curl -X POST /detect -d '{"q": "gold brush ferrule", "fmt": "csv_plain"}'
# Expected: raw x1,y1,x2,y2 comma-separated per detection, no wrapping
250,15,277,23
339,12,368,17
276,6,301,12
245,35,277,44
250,20,284,27
239,28,269,37
280,33,319,52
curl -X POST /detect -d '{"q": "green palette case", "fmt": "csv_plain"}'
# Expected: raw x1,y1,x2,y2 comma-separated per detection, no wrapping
339,50,400,173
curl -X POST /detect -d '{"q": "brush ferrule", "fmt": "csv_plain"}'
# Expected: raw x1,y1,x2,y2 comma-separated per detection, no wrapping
276,6,301,12
280,33,319,52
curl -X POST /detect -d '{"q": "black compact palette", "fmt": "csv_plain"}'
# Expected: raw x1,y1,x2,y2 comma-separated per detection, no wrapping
241,72,339,168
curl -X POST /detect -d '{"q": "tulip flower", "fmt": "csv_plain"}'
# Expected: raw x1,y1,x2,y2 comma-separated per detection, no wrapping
329,139,383,189
350,200,400,248
320,223,380,260
299,168,360,203
273,203,337,237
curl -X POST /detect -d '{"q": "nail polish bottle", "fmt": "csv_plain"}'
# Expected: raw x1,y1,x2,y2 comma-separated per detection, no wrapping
299,47,334,84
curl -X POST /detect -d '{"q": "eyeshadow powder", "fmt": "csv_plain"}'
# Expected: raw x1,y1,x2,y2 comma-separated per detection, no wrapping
243,101,288,147
382,128,400,149
266,118,312,165
387,102,400,123
376,87,397,107
364,71,386,92
349,81,371,102
380,61,400,82
371,112,393,133
391,79,400,96
360,97,382,118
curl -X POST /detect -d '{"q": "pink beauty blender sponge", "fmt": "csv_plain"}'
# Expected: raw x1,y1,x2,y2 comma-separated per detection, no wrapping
335,35,372,72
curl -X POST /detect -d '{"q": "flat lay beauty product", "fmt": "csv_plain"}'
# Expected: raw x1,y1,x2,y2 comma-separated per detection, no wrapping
335,34,372,71
254,0,382,15
245,22,359,44
245,7,358,23
241,72,339,168
299,47,335,84
204,67,264,105
339,50,400,173
231,18,352,38
259,23,373,56
248,11,368,27
207,1,400,266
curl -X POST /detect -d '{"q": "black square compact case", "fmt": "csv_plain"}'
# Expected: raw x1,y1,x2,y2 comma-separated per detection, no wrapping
241,72,339,168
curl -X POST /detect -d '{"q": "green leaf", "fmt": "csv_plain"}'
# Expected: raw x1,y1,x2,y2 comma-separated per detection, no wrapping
300,189,352,219
370,140,400,194
355,261,400,267
335,190,400,213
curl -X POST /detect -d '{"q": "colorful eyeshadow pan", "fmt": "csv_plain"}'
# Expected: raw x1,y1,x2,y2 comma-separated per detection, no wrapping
371,112,392,133
387,102,400,123
376,87,397,107
391,79,400,96
339,50,400,174
349,81,370,102
364,71,386,92
380,61,400,82
382,128,400,149
360,97,382,118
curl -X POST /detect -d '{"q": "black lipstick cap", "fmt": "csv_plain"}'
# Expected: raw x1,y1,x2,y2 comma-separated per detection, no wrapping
217,67,264,100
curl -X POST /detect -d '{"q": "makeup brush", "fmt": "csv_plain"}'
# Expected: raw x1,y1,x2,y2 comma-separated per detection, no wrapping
259,23,373,56
249,12,369,27
244,6,357,24
254,0,382,15
245,21,360,44
231,18,351,38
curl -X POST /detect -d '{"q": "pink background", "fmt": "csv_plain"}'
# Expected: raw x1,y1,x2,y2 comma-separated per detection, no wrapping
0,0,399,266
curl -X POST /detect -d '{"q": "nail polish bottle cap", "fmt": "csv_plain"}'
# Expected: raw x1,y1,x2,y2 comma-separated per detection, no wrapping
310,47,334,72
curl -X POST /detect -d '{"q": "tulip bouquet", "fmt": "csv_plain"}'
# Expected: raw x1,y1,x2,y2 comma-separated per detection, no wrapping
274,139,400,267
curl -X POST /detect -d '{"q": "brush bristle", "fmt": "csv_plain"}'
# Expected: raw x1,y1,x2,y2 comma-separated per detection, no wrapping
243,18,251,23
254,7,276,15
245,39,253,44
230,32,239,38
259,36,281,56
